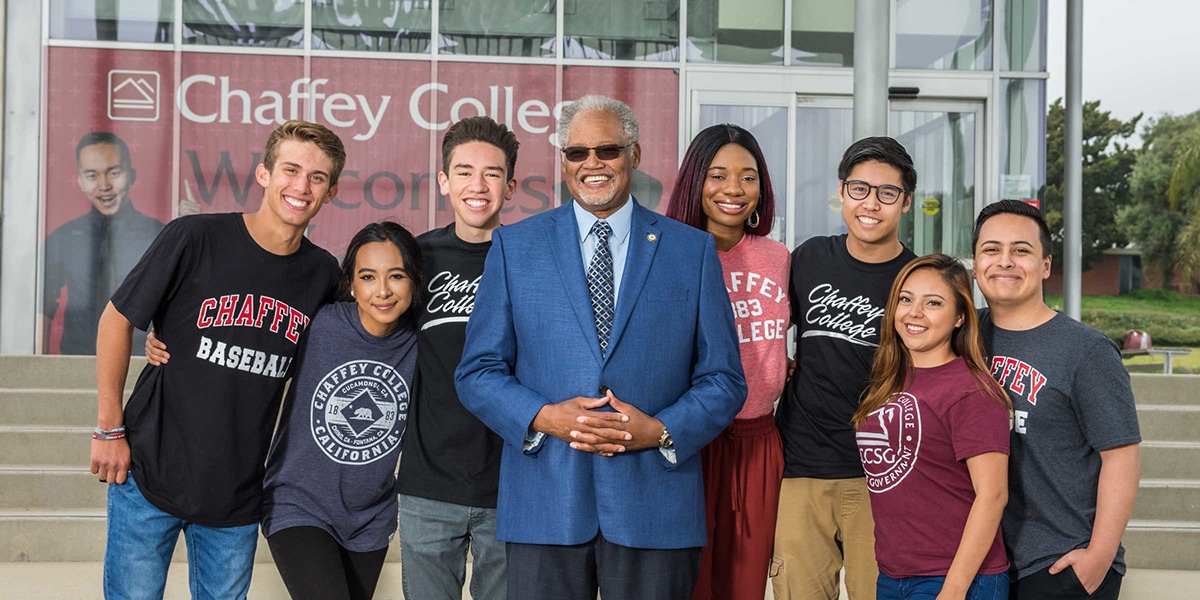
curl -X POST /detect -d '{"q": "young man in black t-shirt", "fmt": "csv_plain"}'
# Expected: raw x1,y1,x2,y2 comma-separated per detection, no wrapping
90,120,344,599
773,137,917,600
394,116,518,600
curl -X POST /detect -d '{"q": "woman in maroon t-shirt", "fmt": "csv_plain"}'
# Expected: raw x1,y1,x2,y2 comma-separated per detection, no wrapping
853,254,1012,600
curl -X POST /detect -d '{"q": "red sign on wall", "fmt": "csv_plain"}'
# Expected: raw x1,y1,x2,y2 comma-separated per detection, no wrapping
41,47,680,353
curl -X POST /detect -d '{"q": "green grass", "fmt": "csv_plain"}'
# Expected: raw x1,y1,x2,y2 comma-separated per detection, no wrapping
1044,290,1200,373
1044,289,1200,316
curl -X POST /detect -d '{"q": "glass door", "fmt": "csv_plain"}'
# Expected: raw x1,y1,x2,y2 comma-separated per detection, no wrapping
890,100,985,258
792,98,853,247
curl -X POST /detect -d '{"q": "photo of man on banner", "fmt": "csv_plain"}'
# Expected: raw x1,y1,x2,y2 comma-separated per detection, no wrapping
41,131,164,355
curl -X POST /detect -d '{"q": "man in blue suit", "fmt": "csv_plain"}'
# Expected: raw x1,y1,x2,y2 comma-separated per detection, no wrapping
456,95,747,599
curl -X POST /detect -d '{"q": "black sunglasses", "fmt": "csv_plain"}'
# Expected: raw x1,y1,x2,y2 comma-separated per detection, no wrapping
561,142,635,163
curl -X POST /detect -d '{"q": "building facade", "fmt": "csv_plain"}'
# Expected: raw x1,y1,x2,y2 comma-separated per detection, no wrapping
1,0,1047,354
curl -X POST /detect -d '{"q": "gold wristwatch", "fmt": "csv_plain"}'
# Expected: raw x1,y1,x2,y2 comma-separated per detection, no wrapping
658,427,674,450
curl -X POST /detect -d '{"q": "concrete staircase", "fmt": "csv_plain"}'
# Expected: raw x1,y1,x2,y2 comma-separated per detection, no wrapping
0,356,113,563
0,357,1197,596
0,355,406,597
1124,373,1200,570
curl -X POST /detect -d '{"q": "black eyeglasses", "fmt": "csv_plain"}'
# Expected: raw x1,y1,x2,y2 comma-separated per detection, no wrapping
843,180,906,205
561,142,635,163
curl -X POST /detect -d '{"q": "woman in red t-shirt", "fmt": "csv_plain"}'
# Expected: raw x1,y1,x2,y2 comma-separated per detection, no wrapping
666,124,791,600
853,253,1012,600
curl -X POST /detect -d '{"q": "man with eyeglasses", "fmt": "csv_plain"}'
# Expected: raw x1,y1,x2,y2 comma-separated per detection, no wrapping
456,94,745,599
773,136,917,600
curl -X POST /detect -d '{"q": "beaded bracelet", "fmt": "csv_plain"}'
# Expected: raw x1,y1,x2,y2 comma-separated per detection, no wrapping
93,426,127,441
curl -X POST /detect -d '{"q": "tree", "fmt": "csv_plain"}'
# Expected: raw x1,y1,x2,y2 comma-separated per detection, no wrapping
1043,98,1141,270
1117,111,1200,289
1169,143,1200,287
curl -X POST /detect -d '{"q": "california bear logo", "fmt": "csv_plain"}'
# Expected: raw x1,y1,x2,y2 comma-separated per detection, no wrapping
310,359,409,465
856,392,922,493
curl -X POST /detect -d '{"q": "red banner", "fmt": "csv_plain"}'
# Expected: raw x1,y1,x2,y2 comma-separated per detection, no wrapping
42,47,679,353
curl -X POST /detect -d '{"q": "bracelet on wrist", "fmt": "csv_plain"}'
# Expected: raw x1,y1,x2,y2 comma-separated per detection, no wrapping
93,426,127,441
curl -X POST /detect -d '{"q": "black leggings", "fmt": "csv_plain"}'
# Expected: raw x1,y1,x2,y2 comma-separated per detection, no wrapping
267,526,390,600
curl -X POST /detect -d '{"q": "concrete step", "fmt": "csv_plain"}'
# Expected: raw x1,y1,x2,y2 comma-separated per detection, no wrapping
1123,520,1200,571
1141,441,1200,480
0,562,420,600
0,427,91,467
1133,480,1200,522
0,467,106,510
0,563,1197,600
0,511,402,564
1136,405,1200,442
0,511,106,562
0,390,99,427
0,356,145,390
1131,374,1200,406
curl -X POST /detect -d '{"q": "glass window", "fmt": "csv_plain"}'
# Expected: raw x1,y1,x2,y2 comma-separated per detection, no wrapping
999,78,1046,204
997,0,1046,72
184,0,304,48
436,1,555,58
562,0,679,61
688,0,783,65
792,105,854,246
49,0,173,42
311,0,432,53
791,0,854,67
895,0,993,70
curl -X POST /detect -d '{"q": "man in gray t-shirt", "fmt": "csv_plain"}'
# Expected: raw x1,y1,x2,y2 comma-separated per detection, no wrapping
973,200,1140,600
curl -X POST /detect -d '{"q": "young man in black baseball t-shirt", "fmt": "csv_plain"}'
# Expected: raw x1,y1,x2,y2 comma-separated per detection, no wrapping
90,120,344,599
394,116,518,600
773,137,917,600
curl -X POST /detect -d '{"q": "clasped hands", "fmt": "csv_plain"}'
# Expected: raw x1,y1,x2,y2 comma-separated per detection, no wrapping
531,390,664,457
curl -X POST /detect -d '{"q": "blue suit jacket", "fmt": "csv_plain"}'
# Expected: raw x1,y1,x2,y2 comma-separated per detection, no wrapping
455,200,746,549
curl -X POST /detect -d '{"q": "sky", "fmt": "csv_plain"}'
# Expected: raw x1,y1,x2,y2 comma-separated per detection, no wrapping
1046,0,1200,130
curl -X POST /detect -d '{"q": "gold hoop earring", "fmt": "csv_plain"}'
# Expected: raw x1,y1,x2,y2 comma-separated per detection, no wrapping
747,211,760,229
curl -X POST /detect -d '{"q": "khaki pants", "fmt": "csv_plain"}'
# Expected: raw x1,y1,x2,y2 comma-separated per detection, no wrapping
771,477,877,600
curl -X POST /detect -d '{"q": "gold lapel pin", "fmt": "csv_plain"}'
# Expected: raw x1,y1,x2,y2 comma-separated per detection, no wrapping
647,233,658,242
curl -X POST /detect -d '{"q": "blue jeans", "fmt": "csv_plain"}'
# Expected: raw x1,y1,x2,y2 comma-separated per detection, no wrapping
103,473,259,600
878,571,1009,600
397,494,506,600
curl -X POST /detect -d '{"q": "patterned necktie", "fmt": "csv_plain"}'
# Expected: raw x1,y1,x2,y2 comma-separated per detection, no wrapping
587,220,615,356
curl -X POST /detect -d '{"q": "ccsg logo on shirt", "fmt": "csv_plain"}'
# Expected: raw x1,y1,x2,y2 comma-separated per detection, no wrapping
857,393,922,492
